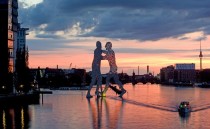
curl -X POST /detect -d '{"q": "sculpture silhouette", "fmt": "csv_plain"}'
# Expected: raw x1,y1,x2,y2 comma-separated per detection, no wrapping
86,41,103,98
102,42,126,97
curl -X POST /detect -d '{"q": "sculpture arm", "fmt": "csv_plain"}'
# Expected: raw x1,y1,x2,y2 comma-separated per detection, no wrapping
102,50,108,54
101,50,108,60
102,55,107,60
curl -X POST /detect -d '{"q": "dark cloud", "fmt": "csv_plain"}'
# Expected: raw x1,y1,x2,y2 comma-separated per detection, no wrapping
35,33,62,39
114,48,208,54
26,36,210,55
19,0,210,41
27,39,93,51
184,54,210,58
27,39,68,51
194,36,208,41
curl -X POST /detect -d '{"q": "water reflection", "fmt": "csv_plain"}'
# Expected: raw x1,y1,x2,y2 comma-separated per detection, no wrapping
87,97,124,129
87,98,102,129
0,105,30,129
1,84,209,129
108,96,177,112
192,104,210,112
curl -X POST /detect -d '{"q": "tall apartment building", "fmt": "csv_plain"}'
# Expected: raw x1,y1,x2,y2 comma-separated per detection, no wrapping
17,24,29,51
0,0,18,91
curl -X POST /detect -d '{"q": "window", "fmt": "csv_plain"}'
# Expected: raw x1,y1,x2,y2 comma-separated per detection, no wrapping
8,32,13,40
8,17,12,23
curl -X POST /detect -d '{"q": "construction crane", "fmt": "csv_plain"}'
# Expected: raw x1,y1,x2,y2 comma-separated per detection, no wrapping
69,63,72,69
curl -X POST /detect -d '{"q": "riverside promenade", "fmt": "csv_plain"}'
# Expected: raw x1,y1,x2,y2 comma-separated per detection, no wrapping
0,93,40,105
0,90,53,105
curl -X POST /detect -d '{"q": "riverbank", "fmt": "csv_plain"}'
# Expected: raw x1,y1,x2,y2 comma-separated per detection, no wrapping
0,93,40,105
160,82,194,87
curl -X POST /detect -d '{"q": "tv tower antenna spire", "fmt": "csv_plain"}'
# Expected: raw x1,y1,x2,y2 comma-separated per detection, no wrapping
199,39,203,71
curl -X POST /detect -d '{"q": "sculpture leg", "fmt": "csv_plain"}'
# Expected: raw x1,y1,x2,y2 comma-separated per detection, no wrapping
86,76,96,98
113,73,126,97
95,77,99,95
102,73,111,97
95,74,102,96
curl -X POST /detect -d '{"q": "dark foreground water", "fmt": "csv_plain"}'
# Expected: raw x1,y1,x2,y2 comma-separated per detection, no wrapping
1,84,210,129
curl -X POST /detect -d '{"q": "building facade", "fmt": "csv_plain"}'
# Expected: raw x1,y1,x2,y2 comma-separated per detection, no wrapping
174,63,196,83
0,0,18,92
17,25,29,51
200,69,210,82
160,63,196,83
160,65,174,83
175,63,195,70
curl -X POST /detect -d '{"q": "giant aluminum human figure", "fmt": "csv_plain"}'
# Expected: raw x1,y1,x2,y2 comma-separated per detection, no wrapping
86,41,103,98
102,42,126,97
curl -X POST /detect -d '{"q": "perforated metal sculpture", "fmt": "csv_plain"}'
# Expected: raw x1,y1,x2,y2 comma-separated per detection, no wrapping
86,41,103,98
102,42,126,97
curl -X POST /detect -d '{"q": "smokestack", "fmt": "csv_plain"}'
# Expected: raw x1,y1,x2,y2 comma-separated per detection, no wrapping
147,65,149,74
138,66,139,75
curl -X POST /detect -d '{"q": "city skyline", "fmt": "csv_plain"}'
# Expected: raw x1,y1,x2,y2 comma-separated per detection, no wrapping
18,0,210,75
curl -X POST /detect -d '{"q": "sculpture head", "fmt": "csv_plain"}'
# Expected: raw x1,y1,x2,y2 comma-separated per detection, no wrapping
96,41,102,49
105,42,112,50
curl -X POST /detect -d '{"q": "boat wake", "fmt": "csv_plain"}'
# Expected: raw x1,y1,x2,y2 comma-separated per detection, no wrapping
107,96,177,112
191,103,210,112
106,96,210,113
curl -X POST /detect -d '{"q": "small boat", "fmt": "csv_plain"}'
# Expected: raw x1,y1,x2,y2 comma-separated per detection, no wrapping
178,101,191,114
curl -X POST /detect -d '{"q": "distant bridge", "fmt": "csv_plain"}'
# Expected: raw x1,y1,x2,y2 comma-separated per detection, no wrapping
131,74,159,85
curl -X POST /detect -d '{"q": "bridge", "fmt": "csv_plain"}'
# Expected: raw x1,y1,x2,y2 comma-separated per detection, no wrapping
131,73,159,85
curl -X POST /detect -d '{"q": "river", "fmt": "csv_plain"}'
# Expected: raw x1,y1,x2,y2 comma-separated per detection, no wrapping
1,83,210,129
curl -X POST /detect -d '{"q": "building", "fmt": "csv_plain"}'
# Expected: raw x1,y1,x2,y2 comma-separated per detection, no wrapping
174,63,196,83
175,63,195,70
0,0,18,92
160,63,196,83
67,68,86,85
17,24,29,51
160,65,174,83
200,69,210,82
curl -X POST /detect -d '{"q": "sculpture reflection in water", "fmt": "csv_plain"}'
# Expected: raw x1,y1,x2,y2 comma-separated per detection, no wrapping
0,105,31,129
87,98,124,129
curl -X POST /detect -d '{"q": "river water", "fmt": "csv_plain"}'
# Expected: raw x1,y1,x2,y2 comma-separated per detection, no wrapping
1,84,210,129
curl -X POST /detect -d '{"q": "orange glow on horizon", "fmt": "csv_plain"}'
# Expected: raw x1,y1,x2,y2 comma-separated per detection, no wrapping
28,35,210,75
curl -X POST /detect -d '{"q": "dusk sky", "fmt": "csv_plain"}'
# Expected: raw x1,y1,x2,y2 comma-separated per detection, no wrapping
18,0,210,75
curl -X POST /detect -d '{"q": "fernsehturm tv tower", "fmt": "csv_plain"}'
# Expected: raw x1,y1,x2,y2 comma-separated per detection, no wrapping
199,40,203,71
